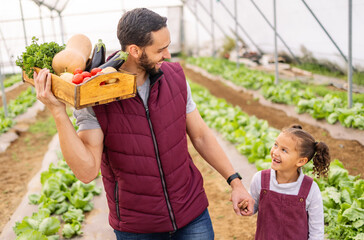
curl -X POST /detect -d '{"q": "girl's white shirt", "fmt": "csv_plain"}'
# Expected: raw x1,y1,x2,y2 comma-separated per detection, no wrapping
249,168,324,240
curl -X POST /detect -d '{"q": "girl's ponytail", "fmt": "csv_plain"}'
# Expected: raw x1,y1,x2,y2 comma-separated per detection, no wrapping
312,141,330,177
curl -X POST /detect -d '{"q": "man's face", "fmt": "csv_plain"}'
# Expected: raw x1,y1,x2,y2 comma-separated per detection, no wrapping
138,27,171,75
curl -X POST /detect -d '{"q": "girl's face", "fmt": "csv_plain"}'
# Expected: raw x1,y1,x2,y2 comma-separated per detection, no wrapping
270,132,305,173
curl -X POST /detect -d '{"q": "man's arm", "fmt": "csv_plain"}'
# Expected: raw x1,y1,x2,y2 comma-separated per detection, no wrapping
186,108,254,216
34,68,103,183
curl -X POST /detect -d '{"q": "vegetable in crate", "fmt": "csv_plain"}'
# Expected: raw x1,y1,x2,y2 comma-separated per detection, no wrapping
85,39,106,71
15,37,65,79
98,50,128,70
52,34,92,75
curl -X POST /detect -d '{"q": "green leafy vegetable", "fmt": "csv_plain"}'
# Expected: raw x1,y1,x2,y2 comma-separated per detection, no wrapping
15,37,65,78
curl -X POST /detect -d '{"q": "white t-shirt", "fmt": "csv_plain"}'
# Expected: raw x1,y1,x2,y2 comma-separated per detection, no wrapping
249,168,324,240
73,77,196,131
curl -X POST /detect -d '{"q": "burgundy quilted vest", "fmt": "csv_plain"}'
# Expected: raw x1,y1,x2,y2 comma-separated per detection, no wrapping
93,62,208,233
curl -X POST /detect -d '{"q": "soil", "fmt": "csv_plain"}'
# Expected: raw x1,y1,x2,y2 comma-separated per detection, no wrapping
0,108,54,233
0,82,29,107
0,66,363,238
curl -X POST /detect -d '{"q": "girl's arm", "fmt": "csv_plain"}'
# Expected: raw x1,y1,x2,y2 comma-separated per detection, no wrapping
307,181,325,240
249,171,262,214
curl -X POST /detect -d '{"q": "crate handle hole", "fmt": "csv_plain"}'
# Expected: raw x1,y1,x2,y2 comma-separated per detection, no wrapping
99,78,119,86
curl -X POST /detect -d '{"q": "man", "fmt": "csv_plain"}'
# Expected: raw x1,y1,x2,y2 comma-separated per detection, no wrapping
34,8,254,240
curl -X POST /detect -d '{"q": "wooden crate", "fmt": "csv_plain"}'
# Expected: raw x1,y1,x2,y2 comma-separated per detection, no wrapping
22,67,137,109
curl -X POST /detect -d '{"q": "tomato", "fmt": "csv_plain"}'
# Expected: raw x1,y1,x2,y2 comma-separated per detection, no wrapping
73,68,83,75
82,77,91,83
91,67,102,76
72,73,84,84
82,71,92,78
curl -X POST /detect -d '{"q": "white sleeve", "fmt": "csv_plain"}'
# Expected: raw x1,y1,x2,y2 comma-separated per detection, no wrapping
186,81,197,114
307,181,325,240
249,171,262,214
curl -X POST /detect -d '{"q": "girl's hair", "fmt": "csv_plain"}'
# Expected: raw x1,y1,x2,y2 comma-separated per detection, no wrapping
283,124,330,177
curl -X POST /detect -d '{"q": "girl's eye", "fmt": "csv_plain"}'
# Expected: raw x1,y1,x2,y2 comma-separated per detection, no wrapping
282,148,287,153
274,143,278,148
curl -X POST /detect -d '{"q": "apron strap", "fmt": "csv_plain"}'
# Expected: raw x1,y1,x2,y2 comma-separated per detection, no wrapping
261,169,271,189
298,175,313,198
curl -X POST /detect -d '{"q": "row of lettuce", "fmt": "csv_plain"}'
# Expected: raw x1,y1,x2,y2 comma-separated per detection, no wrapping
0,74,36,134
190,81,363,240
13,159,101,240
13,148,101,239
187,57,364,130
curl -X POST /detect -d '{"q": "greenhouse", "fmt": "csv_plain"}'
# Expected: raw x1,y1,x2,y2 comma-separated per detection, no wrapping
0,0,363,239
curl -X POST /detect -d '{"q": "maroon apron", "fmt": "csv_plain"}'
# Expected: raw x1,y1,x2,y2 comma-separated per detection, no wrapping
255,169,313,240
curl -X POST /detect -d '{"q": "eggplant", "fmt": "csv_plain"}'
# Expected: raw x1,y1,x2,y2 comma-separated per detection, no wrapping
99,50,128,70
85,39,106,71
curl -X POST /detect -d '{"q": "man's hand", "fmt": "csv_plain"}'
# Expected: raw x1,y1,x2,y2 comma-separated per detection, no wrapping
230,179,255,216
34,68,66,114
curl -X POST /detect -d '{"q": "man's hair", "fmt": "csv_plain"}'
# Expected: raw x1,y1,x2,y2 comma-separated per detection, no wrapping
117,8,167,51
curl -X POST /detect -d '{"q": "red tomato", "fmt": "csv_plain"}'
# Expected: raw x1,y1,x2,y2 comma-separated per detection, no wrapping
91,67,102,76
82,71,92,78
73,68,83,75
72,73,84,84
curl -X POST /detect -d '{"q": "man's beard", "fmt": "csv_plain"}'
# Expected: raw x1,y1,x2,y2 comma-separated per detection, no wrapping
139,51,163,75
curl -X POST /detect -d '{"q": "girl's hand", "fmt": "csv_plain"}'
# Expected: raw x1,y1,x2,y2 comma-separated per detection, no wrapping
238,200,249,214
230,180,255,216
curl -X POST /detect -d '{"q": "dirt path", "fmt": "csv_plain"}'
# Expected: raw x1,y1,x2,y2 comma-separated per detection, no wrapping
0,108,54,233
183,65,364,177
0,82,29,107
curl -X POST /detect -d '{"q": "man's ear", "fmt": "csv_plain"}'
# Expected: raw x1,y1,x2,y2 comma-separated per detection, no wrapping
127,45,141,58
297,157,308,167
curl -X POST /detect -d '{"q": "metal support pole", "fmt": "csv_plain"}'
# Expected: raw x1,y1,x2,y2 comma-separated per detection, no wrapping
19,0,28,46
0,51,8,118
0,74,7,118
218,0,264,55
39,6,46,41
0,28,16,73
273,0,279,84
180,6,185,55
50,12,57,43
250,0,300,64
58,11,65,44
301,0,350,65
210,0,215,57
195,1,199,56
196,0,228,36
348,0,353,108
235,0,239,67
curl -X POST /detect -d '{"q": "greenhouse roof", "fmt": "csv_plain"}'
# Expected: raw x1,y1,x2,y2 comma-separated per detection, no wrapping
30,0,69,13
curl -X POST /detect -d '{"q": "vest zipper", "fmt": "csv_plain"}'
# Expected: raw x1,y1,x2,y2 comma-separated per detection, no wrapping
114,181,121,221
145,105,177,231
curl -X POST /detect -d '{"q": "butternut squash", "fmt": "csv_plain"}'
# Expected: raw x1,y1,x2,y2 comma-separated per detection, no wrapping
52,34,92,75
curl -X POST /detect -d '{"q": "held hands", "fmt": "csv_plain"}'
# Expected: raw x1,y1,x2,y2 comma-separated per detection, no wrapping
230,179,255,216
34,68,66,113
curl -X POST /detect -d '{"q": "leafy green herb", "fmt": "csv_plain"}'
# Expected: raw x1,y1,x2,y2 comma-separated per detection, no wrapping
15,37,65,78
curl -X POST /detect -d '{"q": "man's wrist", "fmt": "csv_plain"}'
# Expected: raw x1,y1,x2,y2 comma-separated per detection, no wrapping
227,172,242,185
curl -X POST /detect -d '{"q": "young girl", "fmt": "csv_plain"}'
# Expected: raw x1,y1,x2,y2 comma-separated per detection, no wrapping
243,124,330,240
